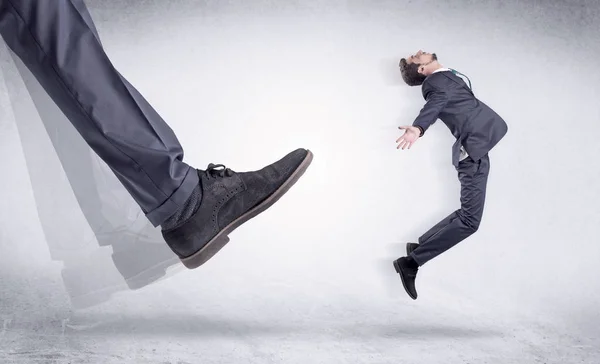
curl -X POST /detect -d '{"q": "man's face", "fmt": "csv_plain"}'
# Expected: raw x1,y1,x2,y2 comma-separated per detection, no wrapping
406,50,436,74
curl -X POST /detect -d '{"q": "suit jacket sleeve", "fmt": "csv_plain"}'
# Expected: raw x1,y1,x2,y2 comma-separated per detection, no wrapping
411,81,448,136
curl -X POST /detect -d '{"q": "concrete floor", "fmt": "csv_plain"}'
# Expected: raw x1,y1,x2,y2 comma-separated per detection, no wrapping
0,262,598,364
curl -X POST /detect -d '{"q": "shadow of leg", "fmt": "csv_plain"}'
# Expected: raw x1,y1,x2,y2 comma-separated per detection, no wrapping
0,29,181,309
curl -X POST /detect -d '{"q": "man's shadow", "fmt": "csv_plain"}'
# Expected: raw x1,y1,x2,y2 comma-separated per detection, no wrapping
58,312,502,340
378,57,406,86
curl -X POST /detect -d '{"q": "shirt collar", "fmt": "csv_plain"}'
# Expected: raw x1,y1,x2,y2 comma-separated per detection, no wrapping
432,67,450,74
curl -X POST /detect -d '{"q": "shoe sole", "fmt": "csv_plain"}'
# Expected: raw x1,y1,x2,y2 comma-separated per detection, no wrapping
393,260,417,300
180,150,314,269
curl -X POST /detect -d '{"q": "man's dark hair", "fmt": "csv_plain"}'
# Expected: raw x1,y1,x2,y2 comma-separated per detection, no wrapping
398,53,437,87
399,58,426,86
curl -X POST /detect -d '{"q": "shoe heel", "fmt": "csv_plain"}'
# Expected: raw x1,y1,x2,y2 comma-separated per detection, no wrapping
181,234,231,269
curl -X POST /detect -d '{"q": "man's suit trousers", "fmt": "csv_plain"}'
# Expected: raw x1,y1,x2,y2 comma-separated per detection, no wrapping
0,0,198,227
410,154,490,265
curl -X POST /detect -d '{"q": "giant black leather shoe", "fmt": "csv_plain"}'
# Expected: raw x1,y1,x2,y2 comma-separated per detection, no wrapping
162,148,313,269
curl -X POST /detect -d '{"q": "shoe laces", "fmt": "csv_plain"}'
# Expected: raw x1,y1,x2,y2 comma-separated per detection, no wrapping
205,163,234,179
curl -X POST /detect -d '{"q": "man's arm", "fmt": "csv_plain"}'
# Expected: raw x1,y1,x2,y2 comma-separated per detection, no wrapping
412,84,448,137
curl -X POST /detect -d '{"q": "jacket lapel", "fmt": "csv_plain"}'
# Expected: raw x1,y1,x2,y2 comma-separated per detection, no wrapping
441,72,474,96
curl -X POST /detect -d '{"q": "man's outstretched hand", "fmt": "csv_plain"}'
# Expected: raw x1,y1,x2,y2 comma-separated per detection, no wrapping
396,126,421,150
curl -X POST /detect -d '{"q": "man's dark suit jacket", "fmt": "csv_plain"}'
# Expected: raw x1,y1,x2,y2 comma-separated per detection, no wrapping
412,71,508,167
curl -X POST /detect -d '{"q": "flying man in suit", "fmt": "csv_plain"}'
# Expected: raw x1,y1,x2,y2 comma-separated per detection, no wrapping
393,50,508,300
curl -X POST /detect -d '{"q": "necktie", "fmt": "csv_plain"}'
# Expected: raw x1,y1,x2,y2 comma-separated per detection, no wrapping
449,68,473,91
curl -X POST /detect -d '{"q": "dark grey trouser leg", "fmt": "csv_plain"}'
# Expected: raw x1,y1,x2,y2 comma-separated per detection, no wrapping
410,155,490,266
8,0,167,242
0,0,198,227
